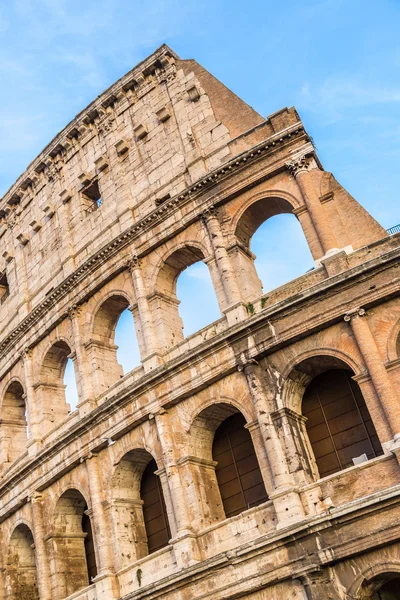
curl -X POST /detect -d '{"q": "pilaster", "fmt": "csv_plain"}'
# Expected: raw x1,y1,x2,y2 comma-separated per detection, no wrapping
202,207,247,325
240,361,305,527
68,304,96,416
344,308,400,441
83,452,120,598
29,492,52,600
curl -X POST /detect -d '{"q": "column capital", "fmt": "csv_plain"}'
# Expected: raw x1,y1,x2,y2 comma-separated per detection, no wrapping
344,307,366,322
68,303,82,319
286,152,313,178
20,346,33,361
28,491,44,504
126,254,141,271
201,205,218,223
237,358,259,373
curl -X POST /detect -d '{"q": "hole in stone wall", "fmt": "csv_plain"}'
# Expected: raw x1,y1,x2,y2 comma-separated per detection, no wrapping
115,308,141,374
251,213,314,293
176,261,220,337
83,179,102,212
64,357,79,412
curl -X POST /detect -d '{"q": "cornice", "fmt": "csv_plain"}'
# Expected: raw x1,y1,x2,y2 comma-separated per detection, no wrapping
0,124,308,361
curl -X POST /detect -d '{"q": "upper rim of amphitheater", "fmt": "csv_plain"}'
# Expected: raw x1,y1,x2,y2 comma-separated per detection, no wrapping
0,43,180,210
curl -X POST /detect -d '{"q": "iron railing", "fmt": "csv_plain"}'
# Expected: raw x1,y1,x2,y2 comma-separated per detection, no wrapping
387,224,400,235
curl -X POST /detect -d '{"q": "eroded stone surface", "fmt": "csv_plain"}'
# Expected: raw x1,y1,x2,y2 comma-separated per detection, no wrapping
0,45,399,600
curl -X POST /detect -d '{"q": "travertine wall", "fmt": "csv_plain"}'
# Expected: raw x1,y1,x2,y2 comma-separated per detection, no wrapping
0,45,399,600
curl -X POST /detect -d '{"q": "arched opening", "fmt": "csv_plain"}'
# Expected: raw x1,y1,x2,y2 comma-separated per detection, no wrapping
188,403,269,525
111,449,171,569
7,524,38,600
213,412,269,518
358,572,400,599
0,381,28,466
251,214,314,293
114,308,141,374
371,578,400,599
39,340,75,432
233,197,313,302
51,489,97,597
140,459,171,554
64,358,79,412
152,245,221,348
89,295,139,394
176,261,221,337
298,363,384,479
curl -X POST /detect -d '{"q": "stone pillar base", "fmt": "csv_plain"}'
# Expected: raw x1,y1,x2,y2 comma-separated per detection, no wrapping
171,532,202,568
269,487,305,528
93,571,120,599
26,437,43,457
77,397,97,418
224,302,248,327
142,352,164,373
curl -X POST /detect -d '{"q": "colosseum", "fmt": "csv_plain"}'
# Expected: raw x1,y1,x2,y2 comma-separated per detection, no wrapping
0,44,399,600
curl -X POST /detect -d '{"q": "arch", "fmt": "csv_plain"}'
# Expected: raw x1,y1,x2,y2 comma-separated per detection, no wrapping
6,523,39,600
38,339,74,432
348,561,400,599
51,488,97,597
89,292,139,393
0,380,28,466
190,403,268,521
281,354,384,481
110,448,171,569
230,189,301,238
234,194,296,249
284,354,384,480
151,243,221,348
230,192,314,303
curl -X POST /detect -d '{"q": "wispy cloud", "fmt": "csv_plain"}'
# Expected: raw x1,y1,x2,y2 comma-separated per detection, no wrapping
298,78,400,123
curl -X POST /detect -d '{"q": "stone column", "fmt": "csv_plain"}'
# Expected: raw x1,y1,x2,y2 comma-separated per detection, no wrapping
68,305,95,416
344,308,400,439
287,154,337,257
240,361,305,526
202,207,247,324
20,347,42,456
153,410,202,566
84,453,120,598
128,257,162,371
30,493,52,600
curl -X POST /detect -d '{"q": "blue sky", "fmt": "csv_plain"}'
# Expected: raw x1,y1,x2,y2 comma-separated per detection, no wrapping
1,0,399,408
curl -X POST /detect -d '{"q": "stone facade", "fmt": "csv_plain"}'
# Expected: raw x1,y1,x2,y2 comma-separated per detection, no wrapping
0,44,399,600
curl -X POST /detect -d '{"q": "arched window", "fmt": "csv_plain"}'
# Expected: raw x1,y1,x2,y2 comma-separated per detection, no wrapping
212,413,268,518
0,381,28,466
371,576,400,599
64,357,79,412
52,489,97,596
111,449,171,569
7,524,38,600
82,507,97,582
303,369,383,478
153,245,221,349
140,459,171,554
251,213,313,293
176,261,220,337
90,295,139,394
39,341,76,432
233,197,313,303
114,307,140,374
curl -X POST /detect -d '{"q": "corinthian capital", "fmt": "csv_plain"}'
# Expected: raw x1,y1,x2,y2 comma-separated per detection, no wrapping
127,255,141,271
68,304,82,319
201,205,218,223
286,153,311,178
344,307,366,322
